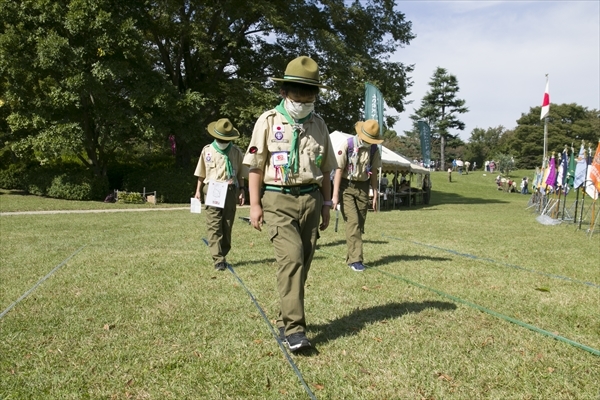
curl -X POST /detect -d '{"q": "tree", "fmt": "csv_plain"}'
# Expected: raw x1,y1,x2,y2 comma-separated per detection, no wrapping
463,126,506,168
0,0,180,179
138,0,416,166
493,153,516,176
1,0,417,176
503,103,599,169
408,67,468,170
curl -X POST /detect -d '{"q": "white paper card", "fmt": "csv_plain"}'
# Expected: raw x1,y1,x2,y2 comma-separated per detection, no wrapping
205,181,228,209
190,197,202,213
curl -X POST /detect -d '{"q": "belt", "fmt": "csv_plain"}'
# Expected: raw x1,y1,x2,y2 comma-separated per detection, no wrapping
264,184,319,196
342,178,369,188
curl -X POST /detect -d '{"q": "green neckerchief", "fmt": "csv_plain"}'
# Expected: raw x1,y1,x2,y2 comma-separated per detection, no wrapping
211,141,234,180
275,99,312,174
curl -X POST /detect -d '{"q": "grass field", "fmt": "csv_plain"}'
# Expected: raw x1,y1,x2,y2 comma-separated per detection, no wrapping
1,170,599,399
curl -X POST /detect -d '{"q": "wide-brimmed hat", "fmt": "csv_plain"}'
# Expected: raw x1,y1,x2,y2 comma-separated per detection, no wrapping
271,56,329,89
355,119,384,144
207,118,239,141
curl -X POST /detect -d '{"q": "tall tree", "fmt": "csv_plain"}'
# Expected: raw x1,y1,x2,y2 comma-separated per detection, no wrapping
504,103,599,169
408,67,468,170
0,0,181,178
139,0,416,166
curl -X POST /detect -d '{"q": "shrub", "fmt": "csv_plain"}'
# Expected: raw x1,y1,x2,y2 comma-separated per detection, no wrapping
0,163,108,200
116,191,145,204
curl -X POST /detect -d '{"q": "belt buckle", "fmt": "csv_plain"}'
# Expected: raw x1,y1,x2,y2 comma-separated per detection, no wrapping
289,186,300,196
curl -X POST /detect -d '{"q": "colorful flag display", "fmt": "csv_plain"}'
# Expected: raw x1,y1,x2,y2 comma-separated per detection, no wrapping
545,154,557,188
540,79,550,120
589,141,600,196
556,149,568,187
566,146,576,188
573,143,587,189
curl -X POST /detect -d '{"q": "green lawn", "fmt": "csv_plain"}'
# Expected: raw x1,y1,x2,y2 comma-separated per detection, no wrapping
1,170,598,399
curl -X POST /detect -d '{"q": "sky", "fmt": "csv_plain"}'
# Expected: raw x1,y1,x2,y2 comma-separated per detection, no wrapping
388,1,600,141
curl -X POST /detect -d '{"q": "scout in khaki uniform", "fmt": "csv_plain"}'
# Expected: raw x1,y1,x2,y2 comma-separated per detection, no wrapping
332,119,383,272
243,56,337,352
194,118,246,271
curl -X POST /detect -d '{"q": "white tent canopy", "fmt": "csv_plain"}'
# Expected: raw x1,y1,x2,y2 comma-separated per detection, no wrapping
330,130,429,175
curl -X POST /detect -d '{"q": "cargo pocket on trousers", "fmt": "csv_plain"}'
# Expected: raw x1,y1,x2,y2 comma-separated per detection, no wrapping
269,226,279,243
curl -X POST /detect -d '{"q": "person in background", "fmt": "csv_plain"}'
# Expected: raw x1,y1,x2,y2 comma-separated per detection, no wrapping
380,173,389,192
194,118,246,271
243,55,337,353
520,177,529,194
332,119,383,272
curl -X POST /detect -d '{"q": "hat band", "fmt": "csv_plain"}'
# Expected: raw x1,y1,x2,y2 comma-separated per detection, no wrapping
361,127,380,140
214,127,234,137
283,74,321,85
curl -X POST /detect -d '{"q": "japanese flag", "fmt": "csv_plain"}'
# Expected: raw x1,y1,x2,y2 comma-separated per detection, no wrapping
540,79,550,120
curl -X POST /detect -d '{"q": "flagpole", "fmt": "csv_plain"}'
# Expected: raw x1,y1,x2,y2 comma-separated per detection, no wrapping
541,74,549,167
543,117,548,167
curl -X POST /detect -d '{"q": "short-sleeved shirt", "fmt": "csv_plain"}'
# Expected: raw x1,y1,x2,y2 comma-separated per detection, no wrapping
243,109,337,186
194,143,246,186
335,136,382,182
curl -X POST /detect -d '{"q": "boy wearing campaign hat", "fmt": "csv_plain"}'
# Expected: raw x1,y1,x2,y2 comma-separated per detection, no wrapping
194,118,246,271
243,56,337,352
332,119,383,272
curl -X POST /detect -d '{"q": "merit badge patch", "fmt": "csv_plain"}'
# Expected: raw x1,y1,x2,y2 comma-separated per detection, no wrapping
249,146,258,154
273,125,284,140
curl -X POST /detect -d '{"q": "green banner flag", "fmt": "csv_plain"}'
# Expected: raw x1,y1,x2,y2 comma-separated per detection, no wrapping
364,82,384,137
417,120,432,167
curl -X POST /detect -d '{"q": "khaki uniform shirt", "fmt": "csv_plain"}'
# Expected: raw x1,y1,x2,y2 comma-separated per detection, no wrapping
194,143,246,186
335,136,382,182
243,109,337,186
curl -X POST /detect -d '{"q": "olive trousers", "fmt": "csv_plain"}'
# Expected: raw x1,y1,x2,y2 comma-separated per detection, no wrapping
204,185,237,266
262,189,321,337
340,178,370,264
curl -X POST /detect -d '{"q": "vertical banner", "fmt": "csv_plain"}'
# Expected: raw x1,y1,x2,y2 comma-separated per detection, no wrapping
365,82,384,212
364,82,384,137
417,120,432,167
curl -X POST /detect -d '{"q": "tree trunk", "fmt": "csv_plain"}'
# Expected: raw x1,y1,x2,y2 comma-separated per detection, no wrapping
440,135,446,171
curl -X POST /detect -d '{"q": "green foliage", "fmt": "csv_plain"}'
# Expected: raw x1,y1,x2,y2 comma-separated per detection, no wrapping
1,0,416,176
0,0,179,177
0,163,108,200
464,126,506,167
116,191,145,204
0,164,26,190
493,153,516,176
503,103,599,168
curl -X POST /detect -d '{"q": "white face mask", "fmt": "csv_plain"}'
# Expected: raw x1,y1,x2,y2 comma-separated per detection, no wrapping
214,140,230,150
285,99,314,120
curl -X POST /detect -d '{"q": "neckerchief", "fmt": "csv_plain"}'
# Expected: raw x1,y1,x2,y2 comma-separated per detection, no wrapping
211,141,234,181
275,99,312,174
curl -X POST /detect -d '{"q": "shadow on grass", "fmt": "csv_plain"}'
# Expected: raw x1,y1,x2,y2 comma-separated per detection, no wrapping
368,254,452,266
318,239,389,248
309,300,456,346
233,257,276,268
